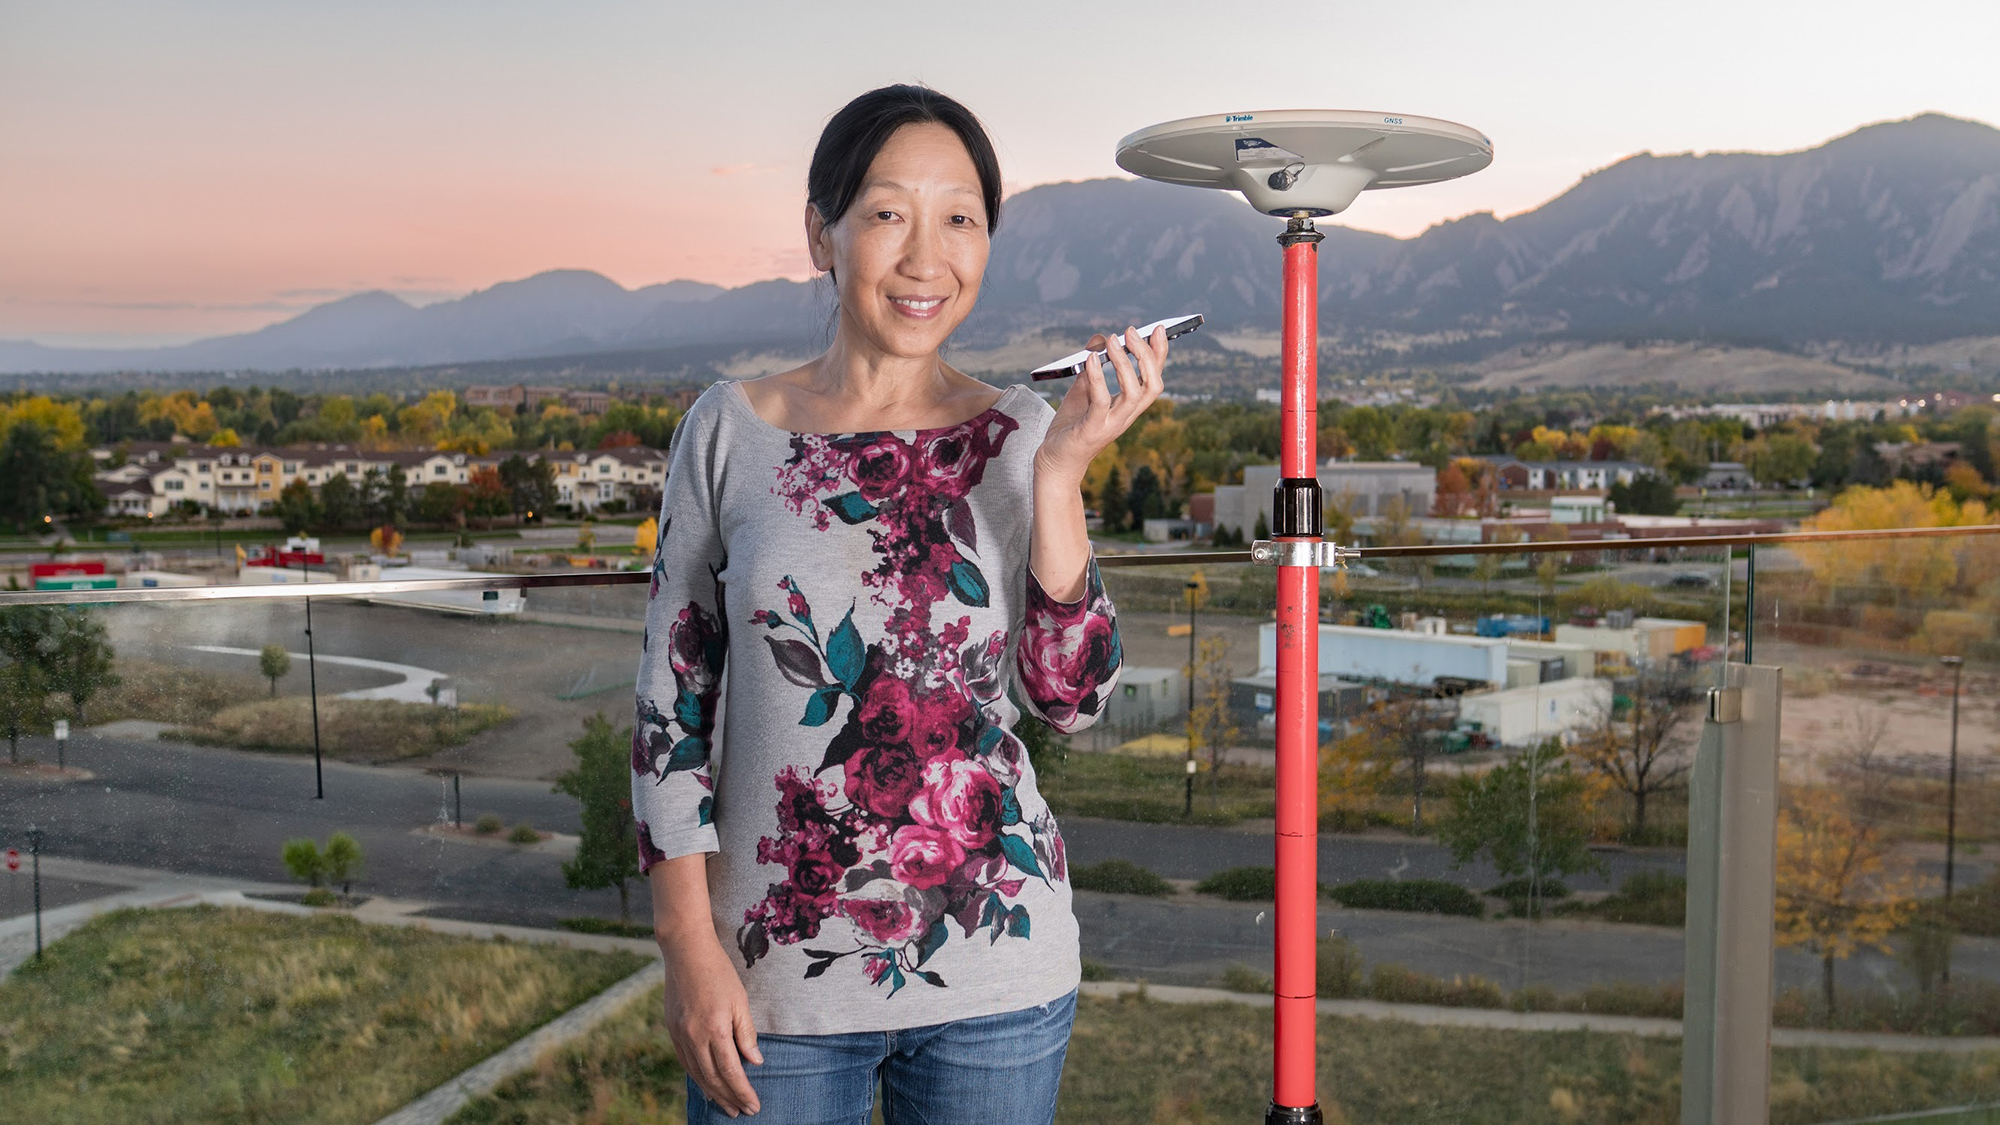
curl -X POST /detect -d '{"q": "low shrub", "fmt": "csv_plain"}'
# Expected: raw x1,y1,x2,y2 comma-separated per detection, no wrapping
1316,936,1364,999
1070,859,1174,897
1194,866,1278,902
1485,878,1570,901
1079,960,1114,982
300,887,338,907
1508,984,1559,1012
508,823,542,845
1367,963,1504,1009
1563,981,1684,1019
475,813,505,835
1568,871,1686,927
1218,965,1272,994
1329,878,1485,917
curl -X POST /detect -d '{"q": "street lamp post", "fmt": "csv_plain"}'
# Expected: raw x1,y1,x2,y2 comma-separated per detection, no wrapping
1940,655,1963,908
25,824,44,961
1185,578,1199,817
293,551,325,799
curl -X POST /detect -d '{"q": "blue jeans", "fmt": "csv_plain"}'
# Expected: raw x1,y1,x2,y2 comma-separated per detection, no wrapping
687,988,1077,1124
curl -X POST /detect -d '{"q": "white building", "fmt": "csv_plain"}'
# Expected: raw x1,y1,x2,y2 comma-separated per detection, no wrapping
1456,678,1613,748
1213,460,1437,538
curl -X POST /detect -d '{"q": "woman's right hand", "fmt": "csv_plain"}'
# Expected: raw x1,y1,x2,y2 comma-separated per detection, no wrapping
661,928,764,1117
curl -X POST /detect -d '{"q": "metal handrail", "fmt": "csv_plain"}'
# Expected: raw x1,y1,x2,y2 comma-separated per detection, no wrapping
1,523,1995,606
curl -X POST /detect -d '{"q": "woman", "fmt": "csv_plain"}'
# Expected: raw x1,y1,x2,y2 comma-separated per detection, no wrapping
632,84,1170,1124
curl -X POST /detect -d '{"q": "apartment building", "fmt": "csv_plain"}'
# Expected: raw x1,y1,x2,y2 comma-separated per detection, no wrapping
462,384,613,415
90,438,668,517
1481,457,1648,491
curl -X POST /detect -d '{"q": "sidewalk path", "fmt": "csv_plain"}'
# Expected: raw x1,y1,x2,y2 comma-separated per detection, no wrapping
186,644,454,703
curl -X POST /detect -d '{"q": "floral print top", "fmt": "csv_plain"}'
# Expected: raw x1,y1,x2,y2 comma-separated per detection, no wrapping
631,379,1121,1035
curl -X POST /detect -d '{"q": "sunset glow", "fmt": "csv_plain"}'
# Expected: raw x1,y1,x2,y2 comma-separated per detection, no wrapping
4,0,1998,346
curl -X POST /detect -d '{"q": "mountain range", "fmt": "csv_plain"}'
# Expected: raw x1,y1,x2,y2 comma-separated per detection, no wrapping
6,112,1999,378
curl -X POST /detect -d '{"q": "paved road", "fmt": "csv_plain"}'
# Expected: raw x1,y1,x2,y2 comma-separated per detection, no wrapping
5,730,1994,998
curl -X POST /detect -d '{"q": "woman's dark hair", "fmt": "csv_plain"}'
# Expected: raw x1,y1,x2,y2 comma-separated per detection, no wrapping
808,85,1004,236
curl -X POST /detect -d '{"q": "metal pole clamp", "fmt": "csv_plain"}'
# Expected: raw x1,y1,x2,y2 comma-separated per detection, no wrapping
1249,540,1355,568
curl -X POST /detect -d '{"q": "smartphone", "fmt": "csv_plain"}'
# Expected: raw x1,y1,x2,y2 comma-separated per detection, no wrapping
1029,314,1204,381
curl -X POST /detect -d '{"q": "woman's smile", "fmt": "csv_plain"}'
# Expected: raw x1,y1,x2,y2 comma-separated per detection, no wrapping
889,295,948,319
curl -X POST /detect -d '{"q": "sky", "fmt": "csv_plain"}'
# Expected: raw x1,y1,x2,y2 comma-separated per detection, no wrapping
4,0,2000,348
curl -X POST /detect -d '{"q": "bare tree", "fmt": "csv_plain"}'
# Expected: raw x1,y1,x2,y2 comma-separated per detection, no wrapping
1828,701,1897,822
1357,696,1456,832
1577,661,1702,838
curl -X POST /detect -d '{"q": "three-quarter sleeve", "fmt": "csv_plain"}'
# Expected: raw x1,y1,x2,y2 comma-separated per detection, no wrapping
1012,552,1122,733
632,397,729,872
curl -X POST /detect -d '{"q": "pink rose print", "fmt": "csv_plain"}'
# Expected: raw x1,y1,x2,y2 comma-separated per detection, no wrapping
734,403,1116,998
889,824,965,890
842,742,924,820
908,756,1005,851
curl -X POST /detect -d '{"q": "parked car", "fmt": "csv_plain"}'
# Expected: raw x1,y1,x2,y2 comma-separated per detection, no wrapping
1667,571,1717,589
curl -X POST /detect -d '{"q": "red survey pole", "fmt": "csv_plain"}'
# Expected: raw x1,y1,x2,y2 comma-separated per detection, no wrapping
1268,213,1325,1125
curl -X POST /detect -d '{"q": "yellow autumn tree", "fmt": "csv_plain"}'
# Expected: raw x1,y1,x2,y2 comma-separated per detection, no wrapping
1795,481,1993,595
397,390,458,446
1186,634,1239,810
369,525,404,556
1774,787,1926,1013
634,516,658,556
1,396,88,450
1318,725,1395,832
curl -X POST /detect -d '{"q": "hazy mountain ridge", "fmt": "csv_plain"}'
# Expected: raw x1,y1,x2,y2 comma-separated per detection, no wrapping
7,112,2000,377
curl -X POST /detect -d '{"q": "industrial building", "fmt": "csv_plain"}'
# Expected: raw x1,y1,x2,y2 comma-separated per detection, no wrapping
1250,621,1628,747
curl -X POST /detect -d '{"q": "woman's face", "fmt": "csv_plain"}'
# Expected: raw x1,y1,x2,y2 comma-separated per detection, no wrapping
808,121,990,362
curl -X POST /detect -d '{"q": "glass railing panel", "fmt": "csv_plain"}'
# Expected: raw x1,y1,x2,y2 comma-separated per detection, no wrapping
8,529,1994,1123
1750,526,2000,1120
1075,543,1736,1120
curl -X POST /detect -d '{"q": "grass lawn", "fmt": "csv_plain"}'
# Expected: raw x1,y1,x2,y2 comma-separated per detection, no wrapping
0,904,649,1125
163,697,513,760
447,988,2000,1125
1039,748,1276,827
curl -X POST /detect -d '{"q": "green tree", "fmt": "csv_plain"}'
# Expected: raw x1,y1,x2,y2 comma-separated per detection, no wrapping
1436,740,1607,915
282,837,328,888
0,657,50,764
499,454,558,522
1098,464,1129,533
0,606,55,762
0,421,101,530
552,713,644,925
417,481,463,526
323,831,363,896
274,478,319,535
1127,464,1165,524
1607,474,1679,516
1746,433,1818,487
259,642,292,697
317,471,363,530
44,607,118,724
382,464,410,526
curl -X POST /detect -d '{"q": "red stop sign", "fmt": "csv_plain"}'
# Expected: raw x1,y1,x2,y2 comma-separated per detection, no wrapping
3,848,17,872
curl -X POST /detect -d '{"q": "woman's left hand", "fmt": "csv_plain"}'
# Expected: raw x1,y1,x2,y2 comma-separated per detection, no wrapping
1033,324,1169,486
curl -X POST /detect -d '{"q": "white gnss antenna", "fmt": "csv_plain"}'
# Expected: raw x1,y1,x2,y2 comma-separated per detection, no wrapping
1114,109,1492,217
